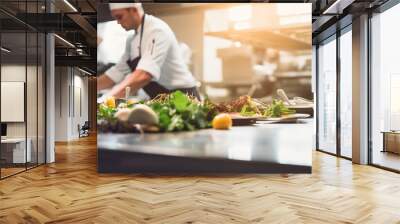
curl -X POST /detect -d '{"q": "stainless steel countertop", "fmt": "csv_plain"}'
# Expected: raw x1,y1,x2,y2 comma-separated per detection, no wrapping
98,119,313,167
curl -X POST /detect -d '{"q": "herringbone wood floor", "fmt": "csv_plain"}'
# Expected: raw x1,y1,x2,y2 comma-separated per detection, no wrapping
1,134,400,224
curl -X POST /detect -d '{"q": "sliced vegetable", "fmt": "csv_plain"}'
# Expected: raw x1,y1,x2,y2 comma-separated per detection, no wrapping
115,108,132,122
128,104,159,125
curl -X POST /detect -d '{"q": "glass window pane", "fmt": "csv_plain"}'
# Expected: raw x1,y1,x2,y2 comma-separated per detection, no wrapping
371,3,400,171
317,36,337,154
340,29,352,158
1,30,27,177
27,31,38,169
38,32,45,165
1,0,46,179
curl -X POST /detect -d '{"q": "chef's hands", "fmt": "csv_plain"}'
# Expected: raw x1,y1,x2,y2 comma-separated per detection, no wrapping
97,36,103,46
108,84,126,99
97,74,115,91
108,70,152,99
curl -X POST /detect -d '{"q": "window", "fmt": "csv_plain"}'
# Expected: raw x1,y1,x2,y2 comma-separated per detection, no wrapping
0,0,46,179
317,35,337,154
370,2,400,171
339,27,352,158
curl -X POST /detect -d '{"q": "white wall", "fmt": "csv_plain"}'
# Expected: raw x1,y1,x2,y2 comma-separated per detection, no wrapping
54,67,89,141
55,67,68,141
71,73,89,138
1,64,46,164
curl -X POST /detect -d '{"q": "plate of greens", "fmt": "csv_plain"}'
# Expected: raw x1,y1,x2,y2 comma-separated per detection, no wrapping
210,96,305,125
98,91,217,133
255,99,309,122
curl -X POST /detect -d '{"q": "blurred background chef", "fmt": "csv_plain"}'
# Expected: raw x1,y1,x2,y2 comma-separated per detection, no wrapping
97,3,200,100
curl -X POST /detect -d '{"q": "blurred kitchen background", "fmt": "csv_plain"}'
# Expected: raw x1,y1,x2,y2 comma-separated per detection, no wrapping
97,3,312,103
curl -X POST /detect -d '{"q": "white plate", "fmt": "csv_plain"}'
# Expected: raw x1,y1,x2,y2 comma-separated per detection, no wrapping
229,113,264,119
228,113,263,125
286,104,314,109
257,113,310,122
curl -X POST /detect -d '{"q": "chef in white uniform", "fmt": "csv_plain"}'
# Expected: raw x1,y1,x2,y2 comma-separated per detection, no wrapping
97,3,200,100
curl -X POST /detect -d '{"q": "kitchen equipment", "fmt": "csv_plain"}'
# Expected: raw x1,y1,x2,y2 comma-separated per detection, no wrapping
277,89,294,105
125,86,131,101
276,89,314,116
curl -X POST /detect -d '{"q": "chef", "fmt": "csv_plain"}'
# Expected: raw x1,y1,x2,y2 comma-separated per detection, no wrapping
97,3,200,100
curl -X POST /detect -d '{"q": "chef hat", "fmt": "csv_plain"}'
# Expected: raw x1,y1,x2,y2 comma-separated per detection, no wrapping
109,3,142,11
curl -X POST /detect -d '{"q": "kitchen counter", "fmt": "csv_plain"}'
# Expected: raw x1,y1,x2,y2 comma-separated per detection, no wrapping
97,119,313,173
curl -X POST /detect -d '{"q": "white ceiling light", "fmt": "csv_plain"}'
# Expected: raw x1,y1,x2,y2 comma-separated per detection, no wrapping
1,47,11,53
63,0,78,12
54,34,75,48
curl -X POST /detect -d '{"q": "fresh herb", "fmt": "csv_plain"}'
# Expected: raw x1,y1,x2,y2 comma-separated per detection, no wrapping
170,90,190,112
264,100,296,118
97,91,214,132
240,104,257,116
146,91,213,132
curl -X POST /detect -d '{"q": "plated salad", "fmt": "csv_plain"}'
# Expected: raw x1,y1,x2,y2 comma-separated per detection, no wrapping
97,91,296,133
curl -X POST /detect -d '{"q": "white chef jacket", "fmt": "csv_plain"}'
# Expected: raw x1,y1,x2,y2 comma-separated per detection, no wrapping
105,14,197,92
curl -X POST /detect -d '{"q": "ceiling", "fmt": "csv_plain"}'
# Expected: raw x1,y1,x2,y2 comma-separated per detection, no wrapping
140,1,391,42
0,0,394,73
0,0,97,74
311,0,390,42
